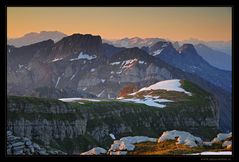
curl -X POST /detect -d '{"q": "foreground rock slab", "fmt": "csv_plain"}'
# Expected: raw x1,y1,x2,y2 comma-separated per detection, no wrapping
80,147,107,155
158,130,203,147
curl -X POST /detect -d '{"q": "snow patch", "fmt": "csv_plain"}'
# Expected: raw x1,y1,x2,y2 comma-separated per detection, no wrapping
116,71,122,74
18,64,24,69
139,61,145,64
153,49,164,56
70,52,97,61
97,90,105,97
120,59,138,70
90,68,96,72
101,79,106,83
136,79,192,96
55,77,61,88
110,133,116,140
59,98,101,102
110,61,121,65
119,98,172,108
52,58,63,62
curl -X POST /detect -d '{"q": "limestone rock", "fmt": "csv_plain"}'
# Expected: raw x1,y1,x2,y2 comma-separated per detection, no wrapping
158,130,203,147
211,132,232,144
80,147,107,155
222,141,232,148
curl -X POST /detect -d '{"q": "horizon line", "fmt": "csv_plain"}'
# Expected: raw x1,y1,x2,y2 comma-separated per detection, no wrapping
7,31,232,42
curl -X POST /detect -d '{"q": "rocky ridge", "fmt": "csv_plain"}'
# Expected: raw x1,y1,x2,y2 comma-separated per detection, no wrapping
7,130,67,155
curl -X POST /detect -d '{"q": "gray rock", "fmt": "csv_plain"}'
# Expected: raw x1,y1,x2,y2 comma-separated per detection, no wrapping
25,140,32,146
203,142,213,147
222,141,232,148
211,132,232,144
81,147,107,155
12,142,24,147
158,130,203,147
109,151,127,155
7,131,13,136
32,143,41,150
38,151,49,155
7,148,12,155
13,148,24,155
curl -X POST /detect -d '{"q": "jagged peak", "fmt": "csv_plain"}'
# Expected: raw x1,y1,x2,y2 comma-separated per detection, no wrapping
178,43,197,54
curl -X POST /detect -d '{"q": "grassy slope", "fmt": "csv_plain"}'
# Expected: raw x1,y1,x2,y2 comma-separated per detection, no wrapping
127,140,230,155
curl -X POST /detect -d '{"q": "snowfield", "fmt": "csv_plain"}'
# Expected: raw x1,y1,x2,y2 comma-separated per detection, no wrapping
135,79,192,96
118,79,191,108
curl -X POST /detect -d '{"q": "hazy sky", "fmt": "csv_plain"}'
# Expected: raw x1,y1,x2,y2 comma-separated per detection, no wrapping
7,7,232,41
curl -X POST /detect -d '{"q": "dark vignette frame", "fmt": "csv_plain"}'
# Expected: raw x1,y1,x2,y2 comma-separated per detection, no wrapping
0,0,238,161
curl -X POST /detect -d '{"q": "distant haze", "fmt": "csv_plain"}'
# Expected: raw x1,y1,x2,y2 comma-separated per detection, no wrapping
7,7,231,41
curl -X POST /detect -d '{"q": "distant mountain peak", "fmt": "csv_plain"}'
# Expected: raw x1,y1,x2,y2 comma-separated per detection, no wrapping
178,44,197,54
50,33,102,59
8,31,67,47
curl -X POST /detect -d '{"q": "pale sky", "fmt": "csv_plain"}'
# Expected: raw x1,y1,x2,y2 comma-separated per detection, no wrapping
7,7,232,41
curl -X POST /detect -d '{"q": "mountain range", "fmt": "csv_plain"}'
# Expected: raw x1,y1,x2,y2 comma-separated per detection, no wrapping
7,31,231,71
181,38,232,56
7,33,231,133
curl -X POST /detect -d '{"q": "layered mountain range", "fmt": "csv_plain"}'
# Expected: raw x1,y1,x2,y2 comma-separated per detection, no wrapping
7,33,232,133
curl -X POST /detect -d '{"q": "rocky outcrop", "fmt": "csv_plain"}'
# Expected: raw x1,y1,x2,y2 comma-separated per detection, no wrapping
108,136,157,155
158,130,203,147
7,131,66,155
211,132,232,143
211,132,232,149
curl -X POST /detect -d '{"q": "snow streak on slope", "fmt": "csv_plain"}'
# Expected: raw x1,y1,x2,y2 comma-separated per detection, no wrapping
59,98,101,102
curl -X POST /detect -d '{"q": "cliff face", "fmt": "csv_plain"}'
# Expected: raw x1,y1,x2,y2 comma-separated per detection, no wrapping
7,84,219,154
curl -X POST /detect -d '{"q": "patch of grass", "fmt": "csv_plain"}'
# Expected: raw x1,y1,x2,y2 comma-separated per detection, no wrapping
128,140,229,155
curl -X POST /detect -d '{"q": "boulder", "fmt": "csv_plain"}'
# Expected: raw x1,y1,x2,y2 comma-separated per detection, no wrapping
158,130,203,147
211,132,232,144
12,142,25,147
7,131,13,136
109,140,135,152
80,147,107,155
120,136,157,144
226,144,232,150
203,142,213,147
32,143,41,151
109,151,127,155
222,141,232,148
